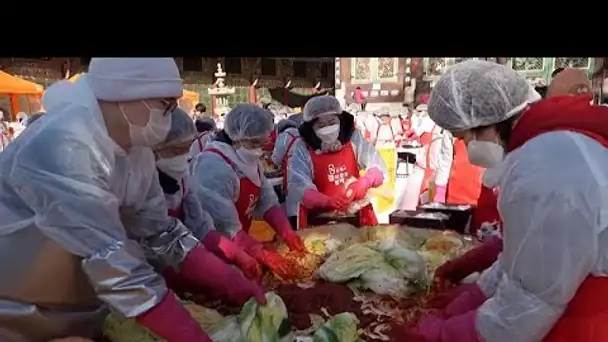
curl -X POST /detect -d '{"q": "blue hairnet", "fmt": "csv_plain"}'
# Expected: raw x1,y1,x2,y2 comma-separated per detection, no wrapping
26,112,44,126
276,119,297,133
224,103,274,141
288,113,304,125
303,96,342,122
428,60,541,131
157,107,196,148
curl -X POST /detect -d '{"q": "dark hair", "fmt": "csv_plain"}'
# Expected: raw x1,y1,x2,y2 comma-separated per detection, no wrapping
472,114,520,144
551,68,565,78
534,86,548,98
195,103,207,113
355,86,361,90
298,111,356,150
214,129,233,145
195,119,215,133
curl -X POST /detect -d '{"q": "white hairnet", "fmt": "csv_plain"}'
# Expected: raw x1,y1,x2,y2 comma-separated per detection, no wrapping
87,58,183,102
428,60,541,131
303,96,342,122
156,107,196,149
224,103,274,141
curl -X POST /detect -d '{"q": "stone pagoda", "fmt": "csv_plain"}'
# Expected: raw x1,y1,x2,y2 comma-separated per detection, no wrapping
208,62,235,116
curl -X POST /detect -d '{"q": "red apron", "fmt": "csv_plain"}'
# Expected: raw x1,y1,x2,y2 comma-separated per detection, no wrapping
505,95,608,342
298,142,378,229
418,125,436,196
281,132,299,191
470,185,501,238
167,178,187,218
401,118,412,133
445,139,484,205
248,85,258,104
206,148,261,232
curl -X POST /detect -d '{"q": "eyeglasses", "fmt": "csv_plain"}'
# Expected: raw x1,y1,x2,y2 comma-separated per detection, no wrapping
160,98,179,116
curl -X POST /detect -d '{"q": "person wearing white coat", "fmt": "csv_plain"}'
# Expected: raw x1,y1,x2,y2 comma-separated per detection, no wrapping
398,60,608,342
0,58,261,342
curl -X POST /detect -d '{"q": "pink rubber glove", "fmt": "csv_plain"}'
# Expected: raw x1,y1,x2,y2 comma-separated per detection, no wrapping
136,291,212,342
202,230,262,281
233,230,295,279
264,205,306,252
434,185,447,203
400,311,482,342
347,167,385,201
302,189,350,210
178,243,266,305
443,284,486,318
428,283,481,310
434,235,503,291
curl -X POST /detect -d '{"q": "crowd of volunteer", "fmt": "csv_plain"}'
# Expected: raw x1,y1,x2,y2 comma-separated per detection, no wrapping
0,57,606,342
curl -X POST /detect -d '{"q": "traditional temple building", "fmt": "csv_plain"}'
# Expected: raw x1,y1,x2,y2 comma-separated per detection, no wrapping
334,57,598,111
0,57,600,117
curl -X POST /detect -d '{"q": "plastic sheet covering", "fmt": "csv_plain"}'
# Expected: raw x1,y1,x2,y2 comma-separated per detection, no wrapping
191,142,279,237
0,76,166,318
476,132,608,342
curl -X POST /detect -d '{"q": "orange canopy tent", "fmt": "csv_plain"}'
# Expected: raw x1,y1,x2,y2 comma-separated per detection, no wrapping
0,71,44,120
68,73,82,82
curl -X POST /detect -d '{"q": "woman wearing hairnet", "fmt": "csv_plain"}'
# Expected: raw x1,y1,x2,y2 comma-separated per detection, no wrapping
188,116,217,161
431,67,595,310
154,107,262,282
191,104,306,279
287,96,387,228
271,119,300,225
397,60,608,342
0,58,262,342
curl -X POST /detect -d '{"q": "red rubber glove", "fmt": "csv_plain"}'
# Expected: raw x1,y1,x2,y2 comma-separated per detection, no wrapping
233,230,295,279
264,205,306,253
406,131,418,141
178,243,266,305
202,230,262,281
397,311,482,342
433,235,503,291
302,189,350,210
347,167,384,201
428,283,486,314
136,291,212,342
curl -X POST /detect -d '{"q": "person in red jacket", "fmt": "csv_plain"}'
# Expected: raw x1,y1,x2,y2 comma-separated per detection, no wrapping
397,60,608,342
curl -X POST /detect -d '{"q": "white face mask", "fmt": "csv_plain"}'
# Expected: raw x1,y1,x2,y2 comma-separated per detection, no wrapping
157,154,189,180
121,101,172,147
236,147,263,164
467,136,505,169
315,124,340,144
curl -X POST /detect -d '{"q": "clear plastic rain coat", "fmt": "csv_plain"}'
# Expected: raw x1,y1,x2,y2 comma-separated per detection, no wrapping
0,76,197,342
287,129,387,209
271,127,300,216
474,131,608,342
190,140,280,238
271,127,300,166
